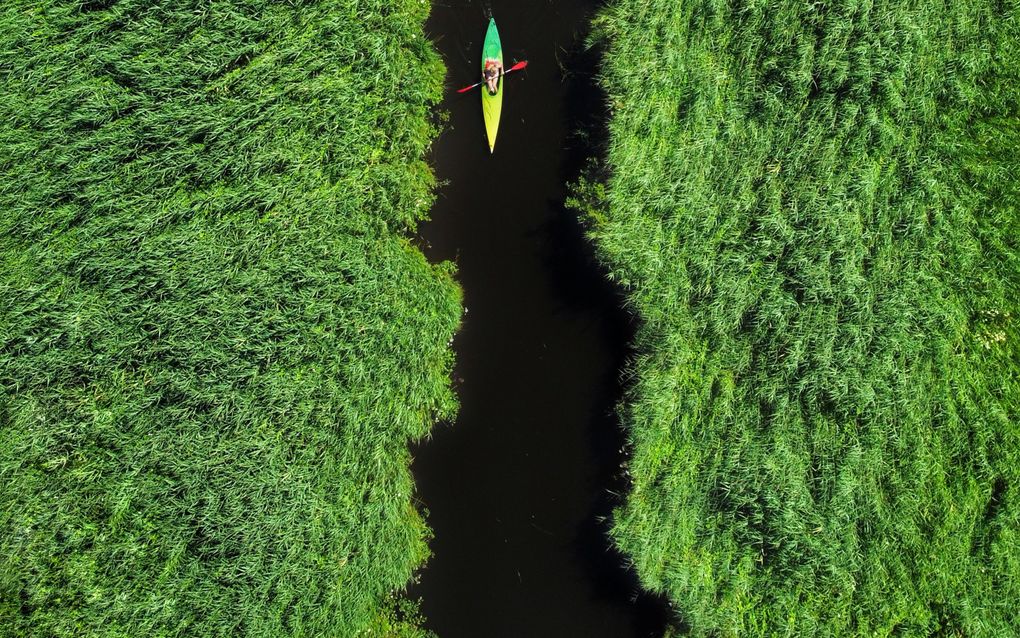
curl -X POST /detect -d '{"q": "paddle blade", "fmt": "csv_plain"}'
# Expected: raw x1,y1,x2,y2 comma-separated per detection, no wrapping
509,60,528,72
456,83,478,94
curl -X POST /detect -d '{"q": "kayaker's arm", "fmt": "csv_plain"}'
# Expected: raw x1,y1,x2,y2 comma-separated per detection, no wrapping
455,60,528,94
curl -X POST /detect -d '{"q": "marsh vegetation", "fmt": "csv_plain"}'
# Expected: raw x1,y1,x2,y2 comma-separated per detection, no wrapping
575,0,1020,634
0,1,457,635
3,0,1019,635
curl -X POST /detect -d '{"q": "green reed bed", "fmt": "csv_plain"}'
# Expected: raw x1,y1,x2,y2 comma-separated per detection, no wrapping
0,1,456,635
577,1,1020,634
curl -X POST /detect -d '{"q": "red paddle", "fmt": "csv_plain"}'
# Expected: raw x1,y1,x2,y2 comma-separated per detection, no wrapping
456,60,529,93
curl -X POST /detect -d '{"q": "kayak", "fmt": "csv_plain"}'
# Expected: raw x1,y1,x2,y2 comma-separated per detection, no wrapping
481,18,502,153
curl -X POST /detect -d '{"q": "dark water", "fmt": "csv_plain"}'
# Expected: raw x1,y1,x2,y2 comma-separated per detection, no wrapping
410,1,670,636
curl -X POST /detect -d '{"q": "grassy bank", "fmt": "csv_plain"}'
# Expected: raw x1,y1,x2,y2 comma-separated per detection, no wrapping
579,0,1020,634
0,1,457,635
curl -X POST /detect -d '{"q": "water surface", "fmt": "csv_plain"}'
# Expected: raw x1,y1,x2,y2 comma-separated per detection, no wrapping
412,1,669,635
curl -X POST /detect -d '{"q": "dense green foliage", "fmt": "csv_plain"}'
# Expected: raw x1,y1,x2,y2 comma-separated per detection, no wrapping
581,0,1020,634
0,1,456,635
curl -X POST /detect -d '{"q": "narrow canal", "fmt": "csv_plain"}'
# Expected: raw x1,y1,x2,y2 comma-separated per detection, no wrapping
411,1,669,636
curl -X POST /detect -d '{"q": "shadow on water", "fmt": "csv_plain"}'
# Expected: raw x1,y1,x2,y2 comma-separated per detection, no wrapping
410,1,672,636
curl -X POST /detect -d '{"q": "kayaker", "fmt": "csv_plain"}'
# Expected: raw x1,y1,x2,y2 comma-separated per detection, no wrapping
483,59,503,95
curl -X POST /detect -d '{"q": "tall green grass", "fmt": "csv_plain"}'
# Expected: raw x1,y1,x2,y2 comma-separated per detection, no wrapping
0,1,456,635
578,0,1020,634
